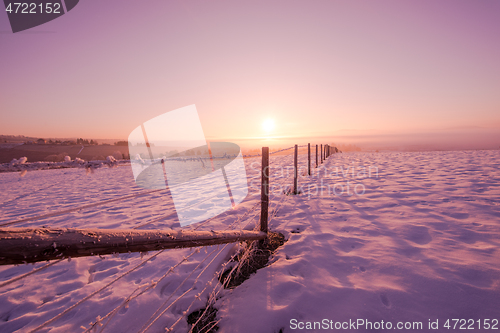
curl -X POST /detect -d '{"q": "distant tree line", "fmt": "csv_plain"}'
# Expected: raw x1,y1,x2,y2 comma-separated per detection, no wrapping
77,138,98,145
114,141,159,147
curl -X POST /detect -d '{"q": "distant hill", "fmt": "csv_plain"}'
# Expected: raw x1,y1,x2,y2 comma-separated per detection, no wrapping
0,135,127,145
0,135,130,163
0,143,131,163
0,135,38,143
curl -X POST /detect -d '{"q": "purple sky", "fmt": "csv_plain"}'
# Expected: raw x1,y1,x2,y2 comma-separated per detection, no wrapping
1,0,499,147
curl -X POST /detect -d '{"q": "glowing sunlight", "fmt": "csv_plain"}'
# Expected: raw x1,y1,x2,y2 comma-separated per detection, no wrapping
262,119,275,135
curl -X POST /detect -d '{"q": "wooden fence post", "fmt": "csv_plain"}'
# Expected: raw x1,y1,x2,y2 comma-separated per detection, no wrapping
316,144,318,168
260,147,269,233
293,144,298,194
308,143,311,176
321,144,323,163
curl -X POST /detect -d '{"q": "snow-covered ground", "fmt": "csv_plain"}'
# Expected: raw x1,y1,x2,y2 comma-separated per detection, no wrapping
1,150,499,332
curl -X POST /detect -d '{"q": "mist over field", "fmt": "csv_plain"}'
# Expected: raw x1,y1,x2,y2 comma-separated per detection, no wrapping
328,127,500,151
228,127,500,152
2,125,500,164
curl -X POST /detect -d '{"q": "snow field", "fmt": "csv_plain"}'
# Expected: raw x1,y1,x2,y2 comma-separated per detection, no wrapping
0,150,499,332
0,150,303,332
218,150,500,332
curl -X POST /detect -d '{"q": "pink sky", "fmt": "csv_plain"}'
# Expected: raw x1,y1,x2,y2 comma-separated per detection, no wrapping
1,0,499,148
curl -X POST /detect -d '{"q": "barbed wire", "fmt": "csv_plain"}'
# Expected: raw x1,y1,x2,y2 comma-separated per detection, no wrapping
138,244,232,333
162,152,303,332
30,250,165,333
88,170,269,331
168,249,238,333
241,144,310,158
0,259,65,289
0,147,300,291
0,188,165,227
182,150,320,332
3,143,335,333
0,145,314,227
0,181,63,209
0,165,265,293
85,193,264,332
86,248,200,333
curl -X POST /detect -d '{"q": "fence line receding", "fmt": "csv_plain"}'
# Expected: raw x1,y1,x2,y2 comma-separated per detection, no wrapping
0,143,338,266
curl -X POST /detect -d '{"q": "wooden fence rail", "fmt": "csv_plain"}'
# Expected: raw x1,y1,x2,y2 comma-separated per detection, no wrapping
0,228,267,265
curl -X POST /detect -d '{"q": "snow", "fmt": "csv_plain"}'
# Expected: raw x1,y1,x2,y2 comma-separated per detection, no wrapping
0,159,127,174
9,157,27,166
0,150,499,332
217,150,500,332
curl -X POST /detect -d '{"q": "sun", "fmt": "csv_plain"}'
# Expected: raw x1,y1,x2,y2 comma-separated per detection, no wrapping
262,119,275,134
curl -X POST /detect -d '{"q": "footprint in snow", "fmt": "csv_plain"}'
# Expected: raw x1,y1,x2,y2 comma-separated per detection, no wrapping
380,294,390,308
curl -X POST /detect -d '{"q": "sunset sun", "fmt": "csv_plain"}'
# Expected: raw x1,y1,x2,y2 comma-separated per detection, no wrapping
262,119,275,134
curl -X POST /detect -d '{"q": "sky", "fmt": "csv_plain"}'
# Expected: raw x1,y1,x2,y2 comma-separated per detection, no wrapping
1,0,499,149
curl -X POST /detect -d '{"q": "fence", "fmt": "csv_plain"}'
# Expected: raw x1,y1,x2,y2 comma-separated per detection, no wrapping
0,143,337,265
0,143,338,332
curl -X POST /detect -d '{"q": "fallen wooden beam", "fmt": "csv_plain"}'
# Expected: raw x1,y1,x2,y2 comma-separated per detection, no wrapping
0,228,267,265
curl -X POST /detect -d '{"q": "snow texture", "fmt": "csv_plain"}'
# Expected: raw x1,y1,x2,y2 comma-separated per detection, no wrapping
0,150,499,332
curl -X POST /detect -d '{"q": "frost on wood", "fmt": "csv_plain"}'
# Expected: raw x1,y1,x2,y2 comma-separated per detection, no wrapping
0,228,267,265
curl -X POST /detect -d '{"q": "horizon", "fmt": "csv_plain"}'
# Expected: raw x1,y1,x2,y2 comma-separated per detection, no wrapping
2,124,500,152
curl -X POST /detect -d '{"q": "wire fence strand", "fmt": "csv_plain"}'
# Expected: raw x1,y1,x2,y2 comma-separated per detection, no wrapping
1,143,336,333
0,189,164,227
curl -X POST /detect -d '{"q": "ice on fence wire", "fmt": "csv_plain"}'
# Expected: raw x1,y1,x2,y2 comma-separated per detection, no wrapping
128,105,248,227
